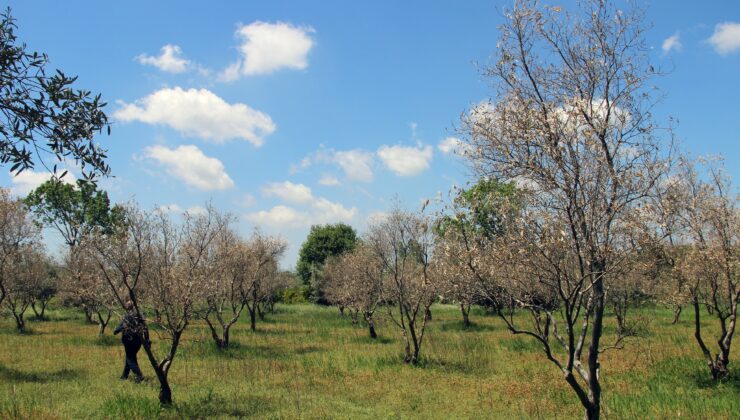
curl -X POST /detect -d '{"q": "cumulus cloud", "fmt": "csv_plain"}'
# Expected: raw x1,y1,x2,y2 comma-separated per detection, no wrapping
708,22,740,55
377,144,433,176
144,145,234,190
291,148,374,183
662,33,682,54
10,170,75,196
247,181,356,228
136,44,191,73
219,21,315,80
334,150,374,182
318,175,340,186
246,200,356,229
311,197,357,222
262,181,314,204
114,87,275,146
245,205,309,228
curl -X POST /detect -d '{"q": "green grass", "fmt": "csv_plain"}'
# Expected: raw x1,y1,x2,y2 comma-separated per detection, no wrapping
0,303,737,419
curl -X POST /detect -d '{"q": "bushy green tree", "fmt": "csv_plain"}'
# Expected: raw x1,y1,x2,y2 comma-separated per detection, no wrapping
24,178,123,247
296,223,357,303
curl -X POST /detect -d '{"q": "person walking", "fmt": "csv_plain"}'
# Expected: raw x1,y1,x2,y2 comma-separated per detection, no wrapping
113,301,144,382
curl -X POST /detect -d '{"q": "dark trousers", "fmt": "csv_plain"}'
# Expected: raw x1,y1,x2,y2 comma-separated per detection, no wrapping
122,341,143,379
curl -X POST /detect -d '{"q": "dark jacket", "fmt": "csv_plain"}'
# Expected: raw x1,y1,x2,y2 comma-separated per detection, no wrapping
114,313,143,347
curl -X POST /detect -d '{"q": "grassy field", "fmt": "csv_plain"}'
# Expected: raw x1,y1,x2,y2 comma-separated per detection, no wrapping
0,303,737,419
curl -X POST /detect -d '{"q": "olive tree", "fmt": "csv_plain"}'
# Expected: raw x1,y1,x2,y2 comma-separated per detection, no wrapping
0,188,39,307
201,229,286,347
86,203,228,405
61,245,116,335
365,207,439,363
29,259,57,320
2,243,46,331
243,232,287,331
656,159,738,380
324,244,384,338
461,1,669,417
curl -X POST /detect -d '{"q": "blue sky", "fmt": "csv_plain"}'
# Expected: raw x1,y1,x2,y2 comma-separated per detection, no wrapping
4,1,739,267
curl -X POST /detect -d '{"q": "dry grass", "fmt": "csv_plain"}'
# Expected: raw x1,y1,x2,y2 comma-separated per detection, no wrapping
0,304,737,418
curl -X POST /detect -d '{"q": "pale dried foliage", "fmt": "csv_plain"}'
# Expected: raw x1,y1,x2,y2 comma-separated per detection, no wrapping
201,229,287,348
648,158,738,379
459,0,671,417
323,243,383,338
1,243,47,331
0,188,39,307
81,203,231,404
61,246,116,334
365,206,440,363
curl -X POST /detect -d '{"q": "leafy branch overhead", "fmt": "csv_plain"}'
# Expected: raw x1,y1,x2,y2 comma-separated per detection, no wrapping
0,8,110,180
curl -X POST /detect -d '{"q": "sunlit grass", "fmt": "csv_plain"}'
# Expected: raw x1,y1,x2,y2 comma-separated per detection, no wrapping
0,303,737,418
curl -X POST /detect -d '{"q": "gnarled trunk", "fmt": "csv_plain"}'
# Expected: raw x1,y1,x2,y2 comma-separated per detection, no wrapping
671,305,682,324
364,311,377,339
461,303,471,327
96,308,112,336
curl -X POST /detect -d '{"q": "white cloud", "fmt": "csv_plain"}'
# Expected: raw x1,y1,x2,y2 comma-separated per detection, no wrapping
262,181,314,204
662,33,682,54
311,198,357,223
136,44,191,73
144,145,234,191
114,87,275,146
708,22,740,55
377,144,433,176
10,170,75,196
318,175,340,186
291,148,374,183
437,136,468,156
246,205,309,228
219,21,315,80
334,150,374,182
248,180,357,229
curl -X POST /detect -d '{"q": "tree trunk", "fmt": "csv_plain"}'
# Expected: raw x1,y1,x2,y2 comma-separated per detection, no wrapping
159,380,173,406
671,305,682,325
364,312,377,339
13,312,25,331
339,306,345,317
257,303,266,321
31,301,44,319
425,308,432,321
83,306,95,324
249,308,256,332
461,303,471,327
97,309,111,337
585,261,606,420
222,326,230,348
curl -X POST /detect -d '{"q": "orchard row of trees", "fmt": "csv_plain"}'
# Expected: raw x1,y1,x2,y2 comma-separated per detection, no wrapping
0,187,290,405
317,1,738,419
0,1,736,418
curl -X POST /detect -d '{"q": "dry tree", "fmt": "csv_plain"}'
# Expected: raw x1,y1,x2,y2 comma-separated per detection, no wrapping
460,1,671,417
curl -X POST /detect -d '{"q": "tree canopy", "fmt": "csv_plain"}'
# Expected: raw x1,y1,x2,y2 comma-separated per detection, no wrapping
0,8,109,180
296,223,357,302
24,178,122,247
